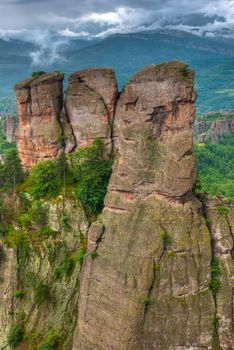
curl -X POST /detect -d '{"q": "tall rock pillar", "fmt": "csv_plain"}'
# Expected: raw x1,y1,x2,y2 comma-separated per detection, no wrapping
65,68,118,154
73,62,215,350
15,72,64,168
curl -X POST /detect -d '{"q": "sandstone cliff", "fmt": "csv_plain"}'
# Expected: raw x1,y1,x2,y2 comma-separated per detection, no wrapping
1,115,18,143
14,68,118,167
14,72,66,168
73,62,219,350
193,112,234,143
0,62,232,350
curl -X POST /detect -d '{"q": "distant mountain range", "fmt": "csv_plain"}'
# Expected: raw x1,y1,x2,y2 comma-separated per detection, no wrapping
0,29,234,113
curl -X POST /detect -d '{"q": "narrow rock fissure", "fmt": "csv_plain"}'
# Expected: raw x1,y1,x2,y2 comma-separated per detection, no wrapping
142,223,168,323
199,197,221,350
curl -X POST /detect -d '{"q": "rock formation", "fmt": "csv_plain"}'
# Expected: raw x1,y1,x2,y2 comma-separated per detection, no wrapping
2,114,18,142
14,68,118,167
73,62,233,350
65,68,118,153
15,72,64,168
1,62,232,349
193,112,234,143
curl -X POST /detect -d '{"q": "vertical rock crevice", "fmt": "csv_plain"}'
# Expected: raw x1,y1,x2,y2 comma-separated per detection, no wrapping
65,68,118,155
200,195,234,350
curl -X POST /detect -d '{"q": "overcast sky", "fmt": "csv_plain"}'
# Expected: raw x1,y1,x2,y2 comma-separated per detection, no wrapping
0,0,233,65
0,0,233,36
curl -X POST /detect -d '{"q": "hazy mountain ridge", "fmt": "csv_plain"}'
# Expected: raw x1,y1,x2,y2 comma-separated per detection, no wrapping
0,29,234,112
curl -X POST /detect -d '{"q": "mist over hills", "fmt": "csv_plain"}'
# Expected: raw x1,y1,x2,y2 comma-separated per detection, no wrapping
0,29,234,113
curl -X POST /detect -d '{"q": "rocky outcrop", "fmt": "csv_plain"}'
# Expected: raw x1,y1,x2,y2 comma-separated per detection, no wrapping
73,62,218,350
7,63,234,349
15,68,118,167
2,114,18,142
193,112,234,143
65,68,118,153
15,72,64,168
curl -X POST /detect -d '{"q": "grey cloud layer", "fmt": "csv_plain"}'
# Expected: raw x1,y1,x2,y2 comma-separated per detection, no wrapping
0,0,233,66
0,0,233,29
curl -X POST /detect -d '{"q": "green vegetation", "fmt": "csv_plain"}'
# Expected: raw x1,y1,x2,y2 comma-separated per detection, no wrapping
210,258,220,296
0,148,24,192
143,297,153,306
40,226,57,237
161,229,170,249
194,136,234,203
14,290,25,298
35,281,50,304
26,159,63,200
7,324,24,347
0,120,24,192
68,139,113,217
196,112,234,121
0,121,16,155
53,254,74,280
37,331,59,350
59,214,69,229
25,139,113,217
216,203,229,216
73,247,86,265
90,251,98,259
180,64,190,78
212,314,220,330
31,71,46,78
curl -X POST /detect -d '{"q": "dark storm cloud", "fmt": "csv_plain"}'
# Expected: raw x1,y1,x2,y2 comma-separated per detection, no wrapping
0,0,233,65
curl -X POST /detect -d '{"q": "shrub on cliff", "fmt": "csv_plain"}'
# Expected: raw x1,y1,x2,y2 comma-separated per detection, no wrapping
25,139,113,217
7,324,24,347
31,71,46,78
26,159,63,200
37,331,59,350
0,148,24,191
68,139,113,217
0,121,16,155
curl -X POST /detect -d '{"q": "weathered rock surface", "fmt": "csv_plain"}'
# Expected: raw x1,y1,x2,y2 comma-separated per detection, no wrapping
2,114,18,142
65,68,118,153
0,244,17,348
202,195,234,350
193,113,234,143
15,72,64,168
73,62,218,350
0,195,89,350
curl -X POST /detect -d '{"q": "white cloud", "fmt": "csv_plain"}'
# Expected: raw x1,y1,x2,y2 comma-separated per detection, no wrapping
59,28,90,37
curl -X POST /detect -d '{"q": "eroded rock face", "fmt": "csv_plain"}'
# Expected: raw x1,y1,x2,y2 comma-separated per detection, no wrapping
65,68,118,153
73,62,215,350
2,115,18,143
202,195,234,350
15,72,64,168
112,62,197,198
193,113,234,143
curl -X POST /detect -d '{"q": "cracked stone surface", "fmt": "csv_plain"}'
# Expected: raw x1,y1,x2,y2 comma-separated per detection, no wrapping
65,68,118,154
